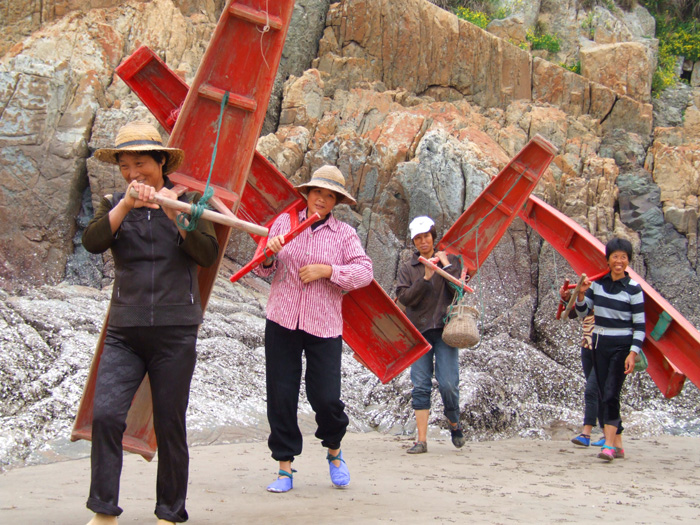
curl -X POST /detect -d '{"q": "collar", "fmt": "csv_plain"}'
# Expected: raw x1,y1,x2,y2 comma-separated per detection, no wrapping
301,208,338,231
600,270,631,286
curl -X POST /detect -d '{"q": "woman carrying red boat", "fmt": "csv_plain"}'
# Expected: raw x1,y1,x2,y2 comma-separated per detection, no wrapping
254,165,373,493
82,121,219,524
575,237,644,462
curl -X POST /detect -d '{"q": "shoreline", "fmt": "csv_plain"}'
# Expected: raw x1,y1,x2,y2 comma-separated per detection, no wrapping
1,432,699,523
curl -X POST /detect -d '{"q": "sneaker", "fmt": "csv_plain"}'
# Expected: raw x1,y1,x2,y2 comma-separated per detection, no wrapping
327,450,350,488
406,441,427,454
614,447,625,459
597,446,615,462
592,437,605,447
450,425,466,448
571,434,591,447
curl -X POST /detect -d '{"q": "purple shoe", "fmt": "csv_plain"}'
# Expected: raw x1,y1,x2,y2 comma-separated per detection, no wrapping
327,451,350,488
266,469,295,493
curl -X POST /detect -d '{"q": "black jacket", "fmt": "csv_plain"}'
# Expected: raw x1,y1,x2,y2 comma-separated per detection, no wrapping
82,182,219,327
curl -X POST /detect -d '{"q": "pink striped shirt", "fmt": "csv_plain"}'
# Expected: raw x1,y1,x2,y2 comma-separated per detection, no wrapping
253,210,373,338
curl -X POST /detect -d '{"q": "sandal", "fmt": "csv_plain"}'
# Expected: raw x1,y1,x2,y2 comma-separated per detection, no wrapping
327,450,350,488
571,433,591,447
266,469,296,493
597,445,615,462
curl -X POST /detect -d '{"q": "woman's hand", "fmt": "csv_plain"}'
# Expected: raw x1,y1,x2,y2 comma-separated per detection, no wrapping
266,235,285,254
435,250,450,267
157,186,179,222
299,264,332,284
124,181,159,210
559,284,572,302
624,351,637,375
577,277,591,302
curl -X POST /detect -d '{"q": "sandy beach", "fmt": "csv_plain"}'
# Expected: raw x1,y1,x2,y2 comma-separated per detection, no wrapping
1,431,699,524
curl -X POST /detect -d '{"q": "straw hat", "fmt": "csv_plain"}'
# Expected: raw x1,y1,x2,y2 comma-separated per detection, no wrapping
295,165,357,205
93,121,185,174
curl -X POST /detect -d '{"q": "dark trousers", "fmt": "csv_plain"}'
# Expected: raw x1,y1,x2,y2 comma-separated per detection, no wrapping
265,320,349,462
87,325,197,522
580,347,600,428
592,334,630,433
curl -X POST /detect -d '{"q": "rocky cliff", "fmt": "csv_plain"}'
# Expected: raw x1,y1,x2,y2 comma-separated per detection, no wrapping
1,0,699,470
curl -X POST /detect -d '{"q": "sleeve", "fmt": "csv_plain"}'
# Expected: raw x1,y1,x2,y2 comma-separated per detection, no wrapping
575,286,594,318
178,193,219,268
396,261,431,307
81,196,116,254
329,229,373,291
629,286,646,353
442,254,462,279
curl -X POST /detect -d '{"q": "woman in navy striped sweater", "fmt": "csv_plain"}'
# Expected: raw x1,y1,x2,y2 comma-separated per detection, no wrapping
575,238,645,462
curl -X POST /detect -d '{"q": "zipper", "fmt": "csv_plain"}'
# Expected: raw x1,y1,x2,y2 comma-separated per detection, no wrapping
148,210,155,325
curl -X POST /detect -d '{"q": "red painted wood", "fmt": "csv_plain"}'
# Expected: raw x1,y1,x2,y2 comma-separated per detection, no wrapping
342,281,431,383
438,135,558,276
520,195,690,398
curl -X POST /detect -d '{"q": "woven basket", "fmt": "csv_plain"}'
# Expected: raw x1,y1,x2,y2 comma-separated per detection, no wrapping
442,303,480,348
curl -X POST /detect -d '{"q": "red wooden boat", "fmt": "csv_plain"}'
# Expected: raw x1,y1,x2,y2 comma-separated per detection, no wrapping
438,135,558,275
72,0,297,460
519,195,694,398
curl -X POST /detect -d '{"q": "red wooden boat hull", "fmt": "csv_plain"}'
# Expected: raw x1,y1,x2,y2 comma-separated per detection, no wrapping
72,0,296,459
520,195,690,398
438,135,558,275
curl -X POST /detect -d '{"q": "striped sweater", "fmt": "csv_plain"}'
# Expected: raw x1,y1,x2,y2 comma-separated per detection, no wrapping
575,272,645,353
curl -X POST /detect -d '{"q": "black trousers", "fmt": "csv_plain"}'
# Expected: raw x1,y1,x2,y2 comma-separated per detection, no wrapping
265,320,349,462
592,334,631,433
87,325,197,522
580,347,601,428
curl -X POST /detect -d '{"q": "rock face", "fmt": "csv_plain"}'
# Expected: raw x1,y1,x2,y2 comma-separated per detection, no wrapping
1,0,700,470
581,42,654,103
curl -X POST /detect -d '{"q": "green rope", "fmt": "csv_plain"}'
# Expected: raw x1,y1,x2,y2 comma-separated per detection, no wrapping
176,91,229,231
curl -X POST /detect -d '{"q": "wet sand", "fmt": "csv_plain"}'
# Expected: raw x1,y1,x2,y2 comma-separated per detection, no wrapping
1,432,699,524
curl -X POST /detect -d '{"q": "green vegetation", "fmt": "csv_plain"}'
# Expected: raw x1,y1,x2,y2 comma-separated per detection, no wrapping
526,29,562,53
454,6,491,27
639,1,700,95
560,60,582,74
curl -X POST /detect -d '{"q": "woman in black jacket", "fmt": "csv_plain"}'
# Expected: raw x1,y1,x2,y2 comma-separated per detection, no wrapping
82,121,219,524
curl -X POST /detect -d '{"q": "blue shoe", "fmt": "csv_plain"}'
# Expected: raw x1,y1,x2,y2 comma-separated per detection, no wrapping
327,450,350,488
592,437,605,447
571,434,591,447
266,469,295,493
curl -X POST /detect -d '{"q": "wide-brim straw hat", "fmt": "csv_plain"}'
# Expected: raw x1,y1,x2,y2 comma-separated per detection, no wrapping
93,121,185,174
294,165,357,205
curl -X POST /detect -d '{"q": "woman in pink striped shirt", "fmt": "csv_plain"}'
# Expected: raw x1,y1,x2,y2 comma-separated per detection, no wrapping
254,165,373,493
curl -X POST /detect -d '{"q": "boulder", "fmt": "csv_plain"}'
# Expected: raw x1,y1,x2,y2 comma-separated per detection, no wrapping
487,14,528,46
580,42,654,103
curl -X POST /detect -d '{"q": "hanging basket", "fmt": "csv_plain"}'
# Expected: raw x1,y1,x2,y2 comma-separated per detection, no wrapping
442,301,480,348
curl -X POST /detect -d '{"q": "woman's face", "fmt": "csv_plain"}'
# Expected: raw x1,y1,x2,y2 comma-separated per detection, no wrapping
607,250,629,279
306,187,338,219
413,232,434,257
118,152,166,190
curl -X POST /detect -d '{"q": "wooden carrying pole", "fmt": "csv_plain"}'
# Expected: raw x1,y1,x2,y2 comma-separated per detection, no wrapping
128,188,269,237
418,256,475,293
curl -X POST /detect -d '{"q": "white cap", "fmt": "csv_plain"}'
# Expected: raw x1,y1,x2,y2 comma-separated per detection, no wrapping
409,216,435,239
